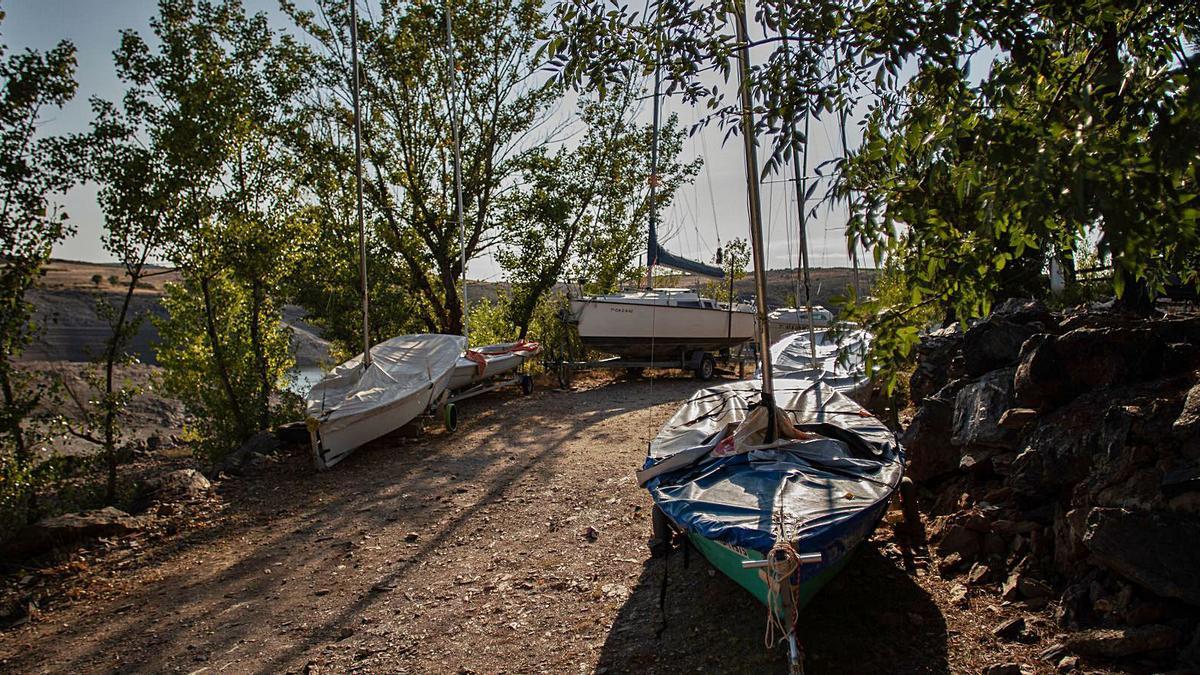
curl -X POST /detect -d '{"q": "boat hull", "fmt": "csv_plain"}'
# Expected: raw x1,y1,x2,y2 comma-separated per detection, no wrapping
569,299,755,360
308,383,439,469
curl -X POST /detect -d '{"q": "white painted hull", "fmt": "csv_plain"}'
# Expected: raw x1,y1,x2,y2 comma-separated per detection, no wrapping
447,351,526,390
569,299,755,360
308,383,441,469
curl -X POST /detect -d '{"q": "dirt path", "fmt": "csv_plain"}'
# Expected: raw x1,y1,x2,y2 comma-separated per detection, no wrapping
0,375,1049,674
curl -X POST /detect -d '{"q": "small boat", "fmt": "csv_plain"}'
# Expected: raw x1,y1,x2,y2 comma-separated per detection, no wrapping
767,305,833,339
765,328,872,398
638,374,903,611
568,288,755,361
306,334,466,470
447,340,541,397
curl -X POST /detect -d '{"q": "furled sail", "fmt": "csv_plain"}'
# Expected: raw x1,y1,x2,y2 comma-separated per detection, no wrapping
650,242,726,280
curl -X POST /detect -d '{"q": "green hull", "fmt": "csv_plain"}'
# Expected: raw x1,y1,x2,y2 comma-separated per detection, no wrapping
687,533,854,612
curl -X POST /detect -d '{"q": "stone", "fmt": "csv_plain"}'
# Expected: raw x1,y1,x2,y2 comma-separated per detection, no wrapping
936,524,982,560
992,298,1054,325
1056,655,1078,672
1013,334,1064,409
993,616,1026,641
962,319,1039,377
952,368,1017,449
143,469,211,502
1063,624,1181,659
1018,576,1053,599
967,562,992,585
998,408,1039,430
902,393,959,483
1172,381,1200,439
938,552,964,577
404,532,420,542
1083,507,1200,606
949,584,969,606
1002,571,1022,601
221,431,281,473
909,326,964,403
4,507,146,559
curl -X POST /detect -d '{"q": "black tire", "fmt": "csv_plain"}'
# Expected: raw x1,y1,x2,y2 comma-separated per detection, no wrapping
520,374,534,395
442,403,458,433
696,354,716,381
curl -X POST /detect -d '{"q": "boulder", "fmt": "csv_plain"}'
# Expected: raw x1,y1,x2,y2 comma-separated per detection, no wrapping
221,431,281,474
1063,624,1180,659
998,408,1039,430
1173,381,1200,440
952,368,1017,449
963,320,1039,377
992,298,1055,326
901,390,959,483
909,326,964,403
936,523,982,560
982,663,1030,675
1083,507,1200,607
1013,334,1065,409
3,507,146,559
142,469,211,502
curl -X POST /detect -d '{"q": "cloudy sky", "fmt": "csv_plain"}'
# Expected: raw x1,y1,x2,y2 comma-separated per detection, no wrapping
5,0,868,280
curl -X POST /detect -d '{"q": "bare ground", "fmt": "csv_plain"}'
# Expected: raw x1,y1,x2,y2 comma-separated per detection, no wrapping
0,373,1061,674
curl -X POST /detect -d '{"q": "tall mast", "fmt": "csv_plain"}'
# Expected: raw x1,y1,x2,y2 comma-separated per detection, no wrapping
446,0,468,341
733,0,775,438
780,9,817,364
349,0,371,367
645,47,662,289
836,43,861,297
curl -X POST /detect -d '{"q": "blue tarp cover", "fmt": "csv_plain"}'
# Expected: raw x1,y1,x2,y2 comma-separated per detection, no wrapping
643,377,904,559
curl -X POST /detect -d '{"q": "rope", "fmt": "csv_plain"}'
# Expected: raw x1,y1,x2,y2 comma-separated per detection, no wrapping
763,538,801,649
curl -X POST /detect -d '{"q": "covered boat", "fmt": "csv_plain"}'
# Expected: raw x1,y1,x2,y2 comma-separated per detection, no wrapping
764,328,872,398
767,305,834,338
446,340,541,403
639,374,903,613
306,334,465,470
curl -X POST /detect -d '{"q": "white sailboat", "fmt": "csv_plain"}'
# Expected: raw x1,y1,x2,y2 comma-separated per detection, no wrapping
567,40,755,364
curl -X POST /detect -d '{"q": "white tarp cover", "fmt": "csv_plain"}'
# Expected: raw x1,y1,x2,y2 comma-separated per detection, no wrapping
306,333,467,433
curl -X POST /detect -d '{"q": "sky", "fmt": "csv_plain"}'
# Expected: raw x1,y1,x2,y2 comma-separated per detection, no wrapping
5,0,868,281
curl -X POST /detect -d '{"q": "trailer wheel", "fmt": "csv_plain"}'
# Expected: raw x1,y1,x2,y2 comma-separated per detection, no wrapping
520,374,534,395
695,354,716,381
442,403,458,432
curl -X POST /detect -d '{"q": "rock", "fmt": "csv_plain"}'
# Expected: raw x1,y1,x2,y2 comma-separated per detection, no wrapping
1018,576,1053,599
404,532,420,542
993,298,1054,326
938,552,964,576
1002,571,1022,601
1179,623,1200,666
966,562,991,585
1172,381,1200,439
993,616,1026,641
4,507,146,559
1083,507,1200,606
952,368,1017,449
142,469,211,502
221,431,281,473
902,391,959,482
1063,624,1181,659
950,584,970,606
909,326,964,403
998,408,1039,430
936,524,982,561
1056,655,1078,673
1013,334,1064,409
962,319,1039,377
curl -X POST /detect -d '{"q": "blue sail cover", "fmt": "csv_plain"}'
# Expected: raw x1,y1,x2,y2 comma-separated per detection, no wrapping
651,242,726,280
642,377,904,559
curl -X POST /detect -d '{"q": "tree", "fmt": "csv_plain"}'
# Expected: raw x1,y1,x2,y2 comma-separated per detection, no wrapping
497,88,698,337
286,0,556,335
547,0,1200,389
0,10,82,525
115,0,310,455
702,237,750,305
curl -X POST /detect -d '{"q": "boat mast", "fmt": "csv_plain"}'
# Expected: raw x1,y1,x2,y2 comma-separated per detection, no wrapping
836,43,861,298
446,0,468,342
645,50,662,290
349,0,371,367
733,0,775,437
780,9,818,365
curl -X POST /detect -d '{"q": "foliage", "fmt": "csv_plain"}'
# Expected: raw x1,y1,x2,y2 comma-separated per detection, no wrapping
157,275,295,462
547,0,1200,386
702,237,750,304
0,10,83,525
465,294,518,347
115,0,311,456
286,0,556,336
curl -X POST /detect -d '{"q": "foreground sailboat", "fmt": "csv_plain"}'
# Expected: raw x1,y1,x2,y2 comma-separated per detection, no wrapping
637,2,903,669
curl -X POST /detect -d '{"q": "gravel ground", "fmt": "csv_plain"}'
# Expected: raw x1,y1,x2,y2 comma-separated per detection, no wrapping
0,372,1063,674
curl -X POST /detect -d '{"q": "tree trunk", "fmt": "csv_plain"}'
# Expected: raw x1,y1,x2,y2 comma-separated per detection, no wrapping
249,278,271,430
199,276,251,442
102,274,140,502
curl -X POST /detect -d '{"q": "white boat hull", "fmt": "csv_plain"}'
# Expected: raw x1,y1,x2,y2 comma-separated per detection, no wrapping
569,298,755,360
308,382,442,469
